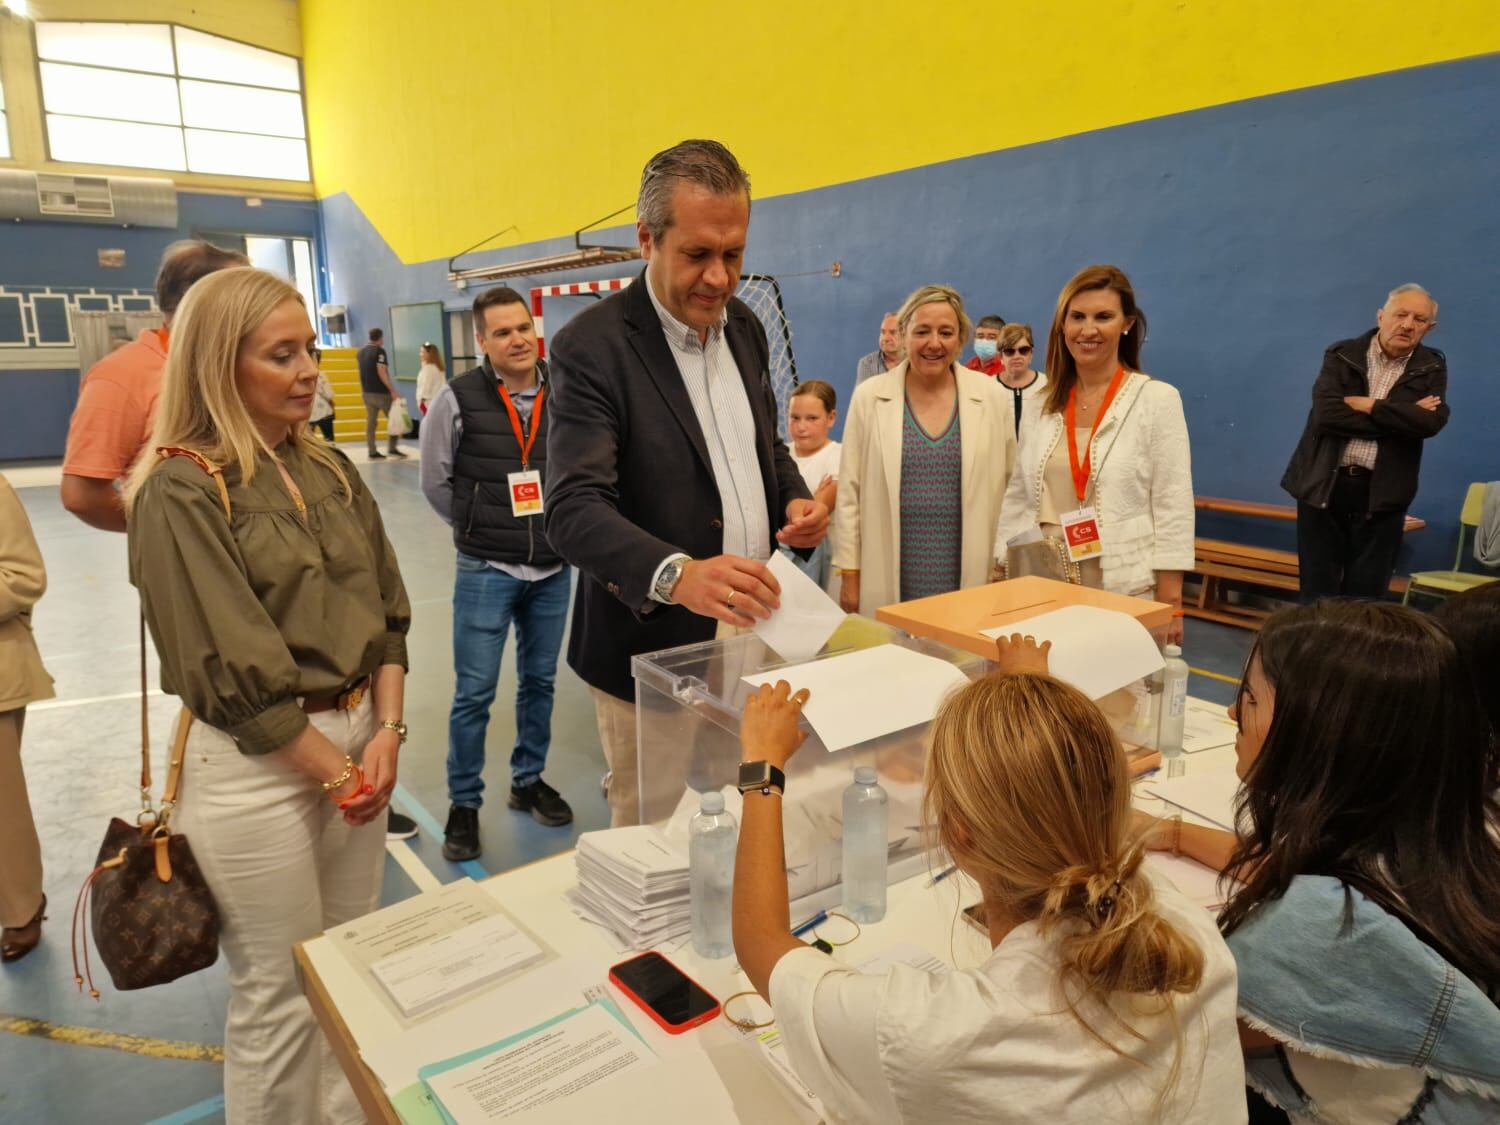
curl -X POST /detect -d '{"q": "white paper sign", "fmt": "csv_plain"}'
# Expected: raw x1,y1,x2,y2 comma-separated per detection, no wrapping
981,604,1165,700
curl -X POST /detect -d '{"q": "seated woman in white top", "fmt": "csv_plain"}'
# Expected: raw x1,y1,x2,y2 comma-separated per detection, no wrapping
733,653,1246,1124
994,264,1193,645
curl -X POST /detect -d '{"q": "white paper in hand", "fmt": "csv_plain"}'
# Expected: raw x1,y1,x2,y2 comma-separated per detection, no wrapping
981,604,1164,700
744,644,969,752
754,552,847,663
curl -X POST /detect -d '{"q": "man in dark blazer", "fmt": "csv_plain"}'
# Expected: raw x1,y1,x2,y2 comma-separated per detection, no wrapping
1282,283,1448,600
545,139,828,825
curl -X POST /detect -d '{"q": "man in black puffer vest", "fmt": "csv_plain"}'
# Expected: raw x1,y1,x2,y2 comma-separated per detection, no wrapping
419,286,573,861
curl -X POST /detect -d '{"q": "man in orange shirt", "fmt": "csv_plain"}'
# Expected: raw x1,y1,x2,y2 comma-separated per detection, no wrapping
60,240,247,531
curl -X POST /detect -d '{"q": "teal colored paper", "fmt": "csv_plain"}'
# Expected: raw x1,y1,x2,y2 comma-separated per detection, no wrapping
417,998,646,1125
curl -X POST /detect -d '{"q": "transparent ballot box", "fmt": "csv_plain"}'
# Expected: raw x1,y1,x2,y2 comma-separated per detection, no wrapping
631,617,991,907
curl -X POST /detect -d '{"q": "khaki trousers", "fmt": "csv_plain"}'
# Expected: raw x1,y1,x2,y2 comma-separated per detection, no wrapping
171,698,385,1125
593,621,745,829
0,708,43,929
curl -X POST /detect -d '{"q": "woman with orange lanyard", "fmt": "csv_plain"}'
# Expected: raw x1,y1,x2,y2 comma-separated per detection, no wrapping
994,265,1193,643
125,268,410,1123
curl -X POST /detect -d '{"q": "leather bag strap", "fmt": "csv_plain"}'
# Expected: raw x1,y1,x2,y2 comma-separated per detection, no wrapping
143,447,231,817
138,613,151,797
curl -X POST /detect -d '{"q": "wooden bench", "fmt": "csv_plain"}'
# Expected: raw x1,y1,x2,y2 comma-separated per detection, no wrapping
1186,498,1421,629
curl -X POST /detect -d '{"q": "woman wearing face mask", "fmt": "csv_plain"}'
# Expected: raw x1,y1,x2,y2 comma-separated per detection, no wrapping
1145,601,1500,1123
125,268,410,1123
834,285,1014,615
994,265,1193,644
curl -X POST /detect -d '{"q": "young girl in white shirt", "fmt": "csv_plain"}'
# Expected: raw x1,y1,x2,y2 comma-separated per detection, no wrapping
785,380,840,594
734,649,1246,1124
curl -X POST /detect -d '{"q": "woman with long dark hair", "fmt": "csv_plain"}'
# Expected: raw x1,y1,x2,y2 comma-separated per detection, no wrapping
994,265,1193,643
1151,601,1500,1121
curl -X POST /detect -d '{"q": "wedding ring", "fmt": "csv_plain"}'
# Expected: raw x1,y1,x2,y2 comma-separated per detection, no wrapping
725,590,737,609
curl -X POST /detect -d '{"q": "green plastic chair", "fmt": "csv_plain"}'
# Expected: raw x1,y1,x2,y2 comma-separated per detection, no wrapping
1402,483,1499,605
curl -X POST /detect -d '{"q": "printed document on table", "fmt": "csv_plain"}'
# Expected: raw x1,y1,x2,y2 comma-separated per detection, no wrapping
361,958,608,1093
1146,770,1241,831
753,551,847,663
1182,698,1237,753
329,880,551,1023
743,644,970,752
420,1000,737,1123
370,913,546,1019
981,605,1165,700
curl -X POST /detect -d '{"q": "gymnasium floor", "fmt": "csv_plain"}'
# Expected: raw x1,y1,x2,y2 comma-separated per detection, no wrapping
0,450,1253,1124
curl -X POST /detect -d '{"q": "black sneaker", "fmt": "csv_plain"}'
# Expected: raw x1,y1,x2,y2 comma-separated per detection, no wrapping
386,810,419,841
443,805,481,861
509,779,573,827
368,450,387,460
388,449,409,460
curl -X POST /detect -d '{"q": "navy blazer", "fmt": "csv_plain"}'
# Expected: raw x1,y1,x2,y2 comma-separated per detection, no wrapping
544,272,810,700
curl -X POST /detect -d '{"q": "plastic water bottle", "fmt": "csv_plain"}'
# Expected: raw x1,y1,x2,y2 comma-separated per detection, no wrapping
1159,644,1190,777
841,767,889,923
689,790,738,959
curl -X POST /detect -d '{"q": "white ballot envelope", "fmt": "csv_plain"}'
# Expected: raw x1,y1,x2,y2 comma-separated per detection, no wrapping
754,551,847,663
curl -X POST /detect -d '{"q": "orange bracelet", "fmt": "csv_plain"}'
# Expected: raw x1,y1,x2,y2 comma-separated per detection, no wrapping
333,765,366,809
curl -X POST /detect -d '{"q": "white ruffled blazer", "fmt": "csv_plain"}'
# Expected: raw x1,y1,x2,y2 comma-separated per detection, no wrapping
994,371,1195,595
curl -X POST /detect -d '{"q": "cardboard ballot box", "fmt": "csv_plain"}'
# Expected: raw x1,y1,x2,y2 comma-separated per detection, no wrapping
631,617,990,910
877,577,1174,754
875,576,1173,661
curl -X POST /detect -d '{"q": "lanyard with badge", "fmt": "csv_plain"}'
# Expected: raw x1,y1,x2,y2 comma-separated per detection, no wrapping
1060,365,1126,562
499,380,545,517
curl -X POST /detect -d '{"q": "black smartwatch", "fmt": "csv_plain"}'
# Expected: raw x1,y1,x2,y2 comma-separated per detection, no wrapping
737,760,786,796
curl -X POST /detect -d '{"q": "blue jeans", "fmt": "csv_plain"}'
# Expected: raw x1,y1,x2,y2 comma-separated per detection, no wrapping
448,555,571,806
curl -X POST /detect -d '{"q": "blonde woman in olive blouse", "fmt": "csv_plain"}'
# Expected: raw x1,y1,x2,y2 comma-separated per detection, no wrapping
125,268,410,1125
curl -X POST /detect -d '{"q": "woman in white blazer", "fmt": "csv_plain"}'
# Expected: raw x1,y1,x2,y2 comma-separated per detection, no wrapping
995,265,1193,643
835,285,1014,615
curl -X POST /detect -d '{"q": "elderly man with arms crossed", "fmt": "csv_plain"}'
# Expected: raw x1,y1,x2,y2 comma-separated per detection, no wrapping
1282,284,1448,601
545,139,828,827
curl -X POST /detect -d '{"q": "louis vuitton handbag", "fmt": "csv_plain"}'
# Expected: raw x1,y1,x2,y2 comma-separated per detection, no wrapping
70,623,220,996
71,448,231,996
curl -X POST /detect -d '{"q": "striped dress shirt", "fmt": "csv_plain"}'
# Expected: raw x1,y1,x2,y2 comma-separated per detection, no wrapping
644,280,771,562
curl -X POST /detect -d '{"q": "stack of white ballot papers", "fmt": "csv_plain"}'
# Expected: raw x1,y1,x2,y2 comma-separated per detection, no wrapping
572,827,690,949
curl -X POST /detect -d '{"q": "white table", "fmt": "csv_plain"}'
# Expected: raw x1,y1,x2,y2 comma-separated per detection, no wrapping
297,703,1238,1124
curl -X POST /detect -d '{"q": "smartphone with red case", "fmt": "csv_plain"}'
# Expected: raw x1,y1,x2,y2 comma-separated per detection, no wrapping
608,951,721,1034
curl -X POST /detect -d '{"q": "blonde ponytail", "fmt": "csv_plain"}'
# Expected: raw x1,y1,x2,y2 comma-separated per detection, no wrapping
924,674,1206,1095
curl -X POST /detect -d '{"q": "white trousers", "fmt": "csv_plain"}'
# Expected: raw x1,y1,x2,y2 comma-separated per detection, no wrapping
171,698,385,1125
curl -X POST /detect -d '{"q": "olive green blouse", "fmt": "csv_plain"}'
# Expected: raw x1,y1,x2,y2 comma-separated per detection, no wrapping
128,442,410,755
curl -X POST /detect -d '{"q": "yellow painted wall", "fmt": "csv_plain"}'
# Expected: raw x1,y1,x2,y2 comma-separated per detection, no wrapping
0,0,312,197
301,0,1500,264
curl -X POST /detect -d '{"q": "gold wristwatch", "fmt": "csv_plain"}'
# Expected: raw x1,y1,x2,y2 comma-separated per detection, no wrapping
380,719,408,744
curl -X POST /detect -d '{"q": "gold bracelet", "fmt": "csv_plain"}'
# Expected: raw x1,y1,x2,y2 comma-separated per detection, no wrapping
1169,813,1184,857
320,755,356,792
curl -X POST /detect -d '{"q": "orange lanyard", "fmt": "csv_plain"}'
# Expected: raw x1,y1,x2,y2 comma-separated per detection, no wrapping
498,381,544,468
1064,365,1126,504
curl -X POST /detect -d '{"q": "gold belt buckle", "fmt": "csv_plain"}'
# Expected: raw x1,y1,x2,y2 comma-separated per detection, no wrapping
341,681,366,711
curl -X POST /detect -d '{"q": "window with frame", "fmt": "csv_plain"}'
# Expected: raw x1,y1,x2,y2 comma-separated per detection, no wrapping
35,22,308,181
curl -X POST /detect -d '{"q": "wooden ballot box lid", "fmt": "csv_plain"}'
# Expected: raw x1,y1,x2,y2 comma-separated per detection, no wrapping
875,576,1172,661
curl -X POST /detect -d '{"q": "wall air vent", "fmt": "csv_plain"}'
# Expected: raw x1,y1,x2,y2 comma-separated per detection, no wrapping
0,171,177,228
36,174,116,219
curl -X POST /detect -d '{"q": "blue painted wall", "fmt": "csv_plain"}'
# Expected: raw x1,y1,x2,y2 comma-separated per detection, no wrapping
0,191,320,461
319,55,1500,574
